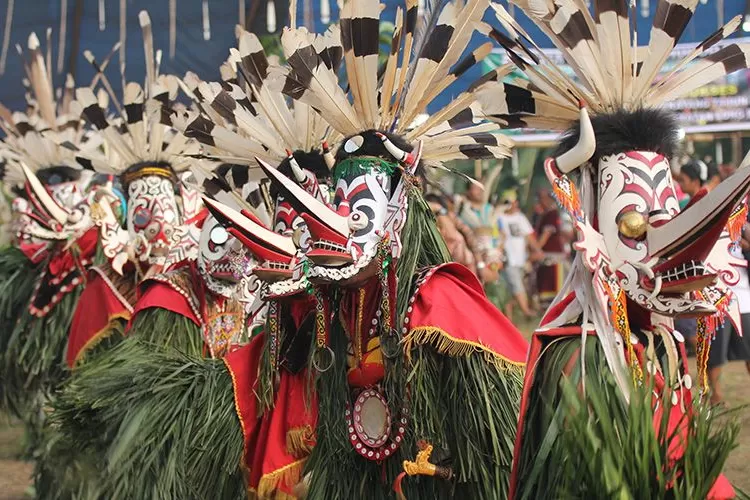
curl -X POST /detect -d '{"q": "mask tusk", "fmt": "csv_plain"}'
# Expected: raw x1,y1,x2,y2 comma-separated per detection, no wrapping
258,157,350,237
20,163,70,225
555,103,595,174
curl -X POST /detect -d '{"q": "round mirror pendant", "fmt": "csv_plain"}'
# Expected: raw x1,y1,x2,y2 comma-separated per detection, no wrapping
346,387,408,461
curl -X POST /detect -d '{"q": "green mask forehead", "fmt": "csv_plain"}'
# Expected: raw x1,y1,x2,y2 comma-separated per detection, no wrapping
332,157,397,184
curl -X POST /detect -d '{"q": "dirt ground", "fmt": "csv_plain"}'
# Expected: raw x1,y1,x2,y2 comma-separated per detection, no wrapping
0,325,748,496
0,417,32,500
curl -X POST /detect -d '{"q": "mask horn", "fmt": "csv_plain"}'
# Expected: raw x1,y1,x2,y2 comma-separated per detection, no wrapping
555,103,595,173
285,149,306,182
21,163,70,225
375,132,420,169
322,141,335,170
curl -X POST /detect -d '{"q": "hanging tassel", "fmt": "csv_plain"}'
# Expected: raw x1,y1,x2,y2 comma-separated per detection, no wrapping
0,0,14,75
57,0,68,74
695,316,711,392
726,200,747,248
266,0,277,33
320,0,331,24
202,0,211,41
603,280,642,384
545,159,583,221
312,287,333,373
98,0,106,31
267,300,281,371
238,0,246,29
169,0,176,59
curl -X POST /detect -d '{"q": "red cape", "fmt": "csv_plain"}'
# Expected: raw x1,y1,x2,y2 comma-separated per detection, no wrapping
402,262,528,367
66,270,133,367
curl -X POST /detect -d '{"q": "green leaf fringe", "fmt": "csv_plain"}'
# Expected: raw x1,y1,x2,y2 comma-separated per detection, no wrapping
45,333,244,499
515,336,740,500
0,246,40,413
38,308,222,499
2,286,81,415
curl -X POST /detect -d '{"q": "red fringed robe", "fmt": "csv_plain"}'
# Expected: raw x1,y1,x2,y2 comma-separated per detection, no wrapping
224,296,318,499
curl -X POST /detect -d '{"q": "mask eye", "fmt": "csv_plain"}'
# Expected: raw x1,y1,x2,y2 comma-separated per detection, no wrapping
133,208,152,229
210,225,229,245
348,211,369,231
618,211,648,240
344,135,364,153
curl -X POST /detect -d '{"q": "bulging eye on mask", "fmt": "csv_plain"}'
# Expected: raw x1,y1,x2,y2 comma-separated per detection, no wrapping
198,216,252,293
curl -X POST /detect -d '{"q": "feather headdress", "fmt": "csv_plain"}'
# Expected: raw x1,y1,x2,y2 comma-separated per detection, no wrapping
173,26,337,178
71,11,199,180
0,32,93,188
271,0,514,168
481,1,750,132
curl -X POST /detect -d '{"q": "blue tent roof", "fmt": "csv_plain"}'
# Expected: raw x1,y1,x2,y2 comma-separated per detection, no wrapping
0,0,746,117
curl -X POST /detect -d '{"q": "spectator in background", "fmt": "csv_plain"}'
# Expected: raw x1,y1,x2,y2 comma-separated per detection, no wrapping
705,161,721,191
426,193,497,284
535,189,566,308
719,162,737,181
676,159,709,209
497,190,542,319
458,183,504,279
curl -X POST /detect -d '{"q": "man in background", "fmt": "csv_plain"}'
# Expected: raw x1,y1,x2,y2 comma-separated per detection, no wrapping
535,189,566,309
497,190,542,319
676,158,709,209
426,192,498,284
458,183,504,281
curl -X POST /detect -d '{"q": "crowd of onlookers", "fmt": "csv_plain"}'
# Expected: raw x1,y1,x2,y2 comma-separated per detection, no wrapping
427,183,574,322
431,157,750,405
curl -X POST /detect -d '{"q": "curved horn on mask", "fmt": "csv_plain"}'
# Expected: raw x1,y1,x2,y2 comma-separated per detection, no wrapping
285,149,307,183
21,163,70,225
322,141,335,170
257,157,350,238
375,132,420,169
555,104,596,173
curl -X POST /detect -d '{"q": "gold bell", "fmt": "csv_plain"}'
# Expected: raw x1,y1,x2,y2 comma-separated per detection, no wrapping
618,211,648,239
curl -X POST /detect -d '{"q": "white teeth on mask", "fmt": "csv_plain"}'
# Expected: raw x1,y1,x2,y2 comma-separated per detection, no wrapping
658,260,706,283
312,239,348,253
264,261,291,270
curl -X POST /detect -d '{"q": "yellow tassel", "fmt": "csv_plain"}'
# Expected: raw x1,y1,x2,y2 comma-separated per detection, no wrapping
695,317,711,391
551,173,583,221
402,326,525,372
250,458,306,500
286,425,315,458
72,312,130,368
